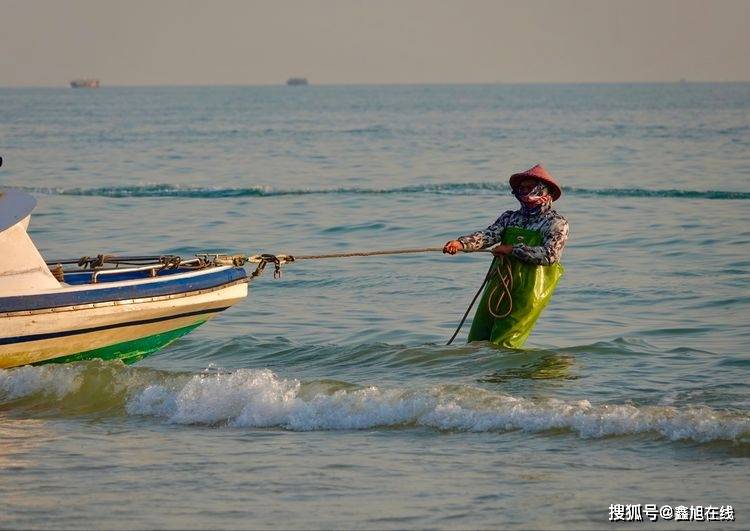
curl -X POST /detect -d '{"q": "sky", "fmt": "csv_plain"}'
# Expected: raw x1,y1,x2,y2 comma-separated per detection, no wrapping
1,0,748,86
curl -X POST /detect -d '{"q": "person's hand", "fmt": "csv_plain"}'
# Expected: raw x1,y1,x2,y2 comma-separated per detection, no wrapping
443,240,464,255
491,244,514,256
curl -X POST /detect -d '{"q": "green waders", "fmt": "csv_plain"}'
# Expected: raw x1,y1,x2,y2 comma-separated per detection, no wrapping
467,226,564,349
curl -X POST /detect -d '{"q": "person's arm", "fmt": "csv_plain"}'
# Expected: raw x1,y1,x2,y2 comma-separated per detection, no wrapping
510,217,569,265
455,211,512,251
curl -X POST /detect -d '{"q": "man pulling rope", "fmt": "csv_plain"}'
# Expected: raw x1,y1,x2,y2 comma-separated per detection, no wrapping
244,164,568,349
443,164,569,348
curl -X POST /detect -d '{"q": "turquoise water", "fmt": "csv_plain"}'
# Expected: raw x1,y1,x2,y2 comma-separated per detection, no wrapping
1,84,749,529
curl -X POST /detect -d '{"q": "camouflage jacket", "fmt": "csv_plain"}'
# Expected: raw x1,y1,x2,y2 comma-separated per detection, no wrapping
457,204,569,265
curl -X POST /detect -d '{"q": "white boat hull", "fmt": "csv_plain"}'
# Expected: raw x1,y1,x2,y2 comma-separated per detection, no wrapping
0,269,248,368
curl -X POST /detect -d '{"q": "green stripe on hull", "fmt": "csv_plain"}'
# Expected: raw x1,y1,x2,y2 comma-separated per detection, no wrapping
35,321,207,366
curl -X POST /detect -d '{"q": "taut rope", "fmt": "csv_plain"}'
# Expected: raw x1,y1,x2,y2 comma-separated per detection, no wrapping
244,247,454,278
244,247,513,345
58,247,513,344
292,247,444,260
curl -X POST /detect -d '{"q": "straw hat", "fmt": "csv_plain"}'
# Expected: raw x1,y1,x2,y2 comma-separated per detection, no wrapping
509,164,562,201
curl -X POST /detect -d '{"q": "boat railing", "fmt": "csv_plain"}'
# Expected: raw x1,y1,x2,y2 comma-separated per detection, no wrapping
91,259,205,283
44,255,212,283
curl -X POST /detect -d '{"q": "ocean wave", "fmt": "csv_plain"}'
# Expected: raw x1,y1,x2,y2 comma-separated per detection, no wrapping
16,183,750,200
125,369,750,441
2,362,747,443
0,363,82,400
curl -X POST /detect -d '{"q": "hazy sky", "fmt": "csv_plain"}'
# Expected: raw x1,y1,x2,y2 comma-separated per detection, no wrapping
1,0,748,86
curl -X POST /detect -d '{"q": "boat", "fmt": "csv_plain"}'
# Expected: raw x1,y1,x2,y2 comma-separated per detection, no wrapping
70,78,100,88
286,77,308,86
0,189,248,369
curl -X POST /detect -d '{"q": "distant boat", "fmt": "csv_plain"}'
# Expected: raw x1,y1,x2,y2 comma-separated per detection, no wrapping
70,78,100,88
286,78,308,86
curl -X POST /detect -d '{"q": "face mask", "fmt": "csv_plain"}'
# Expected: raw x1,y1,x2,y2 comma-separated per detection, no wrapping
513,182,552,209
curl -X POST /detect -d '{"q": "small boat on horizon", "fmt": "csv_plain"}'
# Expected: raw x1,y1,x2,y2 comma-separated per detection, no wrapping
70,78,100,88
286,77,308,86
0,189,248,369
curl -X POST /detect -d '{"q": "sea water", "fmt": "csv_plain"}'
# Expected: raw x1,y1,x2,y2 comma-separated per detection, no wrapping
1,84,748,529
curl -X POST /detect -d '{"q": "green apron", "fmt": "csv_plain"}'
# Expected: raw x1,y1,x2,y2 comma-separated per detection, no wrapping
467,226,564,349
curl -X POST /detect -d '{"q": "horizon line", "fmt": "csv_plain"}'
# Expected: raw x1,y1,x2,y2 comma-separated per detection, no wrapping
2,80,750,89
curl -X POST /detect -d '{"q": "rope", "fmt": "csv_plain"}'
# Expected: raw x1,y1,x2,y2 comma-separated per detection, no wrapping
486,255,513,319
293,247,445,260
74,254,186,270
446,261,493,346
244,246,511,346
245,247,469,279
446,255,513,345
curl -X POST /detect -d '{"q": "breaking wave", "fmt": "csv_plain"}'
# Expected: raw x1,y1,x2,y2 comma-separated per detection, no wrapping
2,362,748,443
18,183,750,200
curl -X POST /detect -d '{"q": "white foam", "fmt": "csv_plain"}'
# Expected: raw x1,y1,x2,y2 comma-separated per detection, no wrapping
0,365,82,400
125,368,750,443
